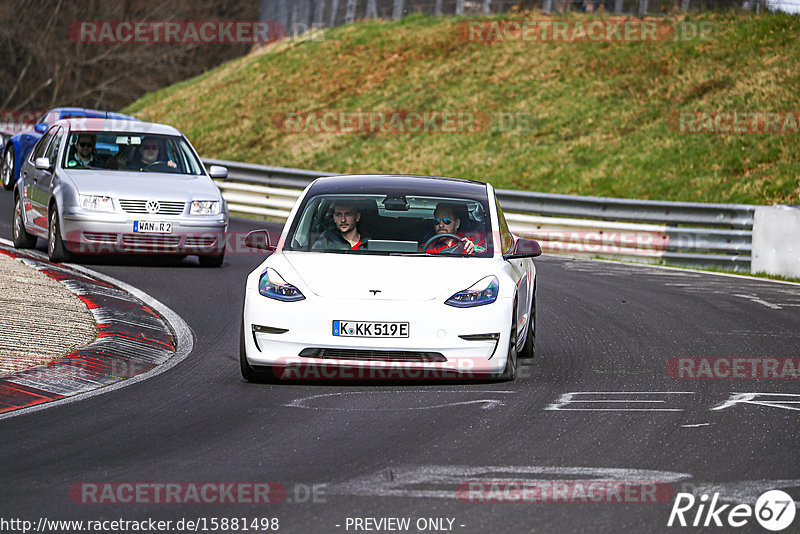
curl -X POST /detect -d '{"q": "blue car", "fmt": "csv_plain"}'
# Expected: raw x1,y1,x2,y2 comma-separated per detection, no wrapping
2,107,137,190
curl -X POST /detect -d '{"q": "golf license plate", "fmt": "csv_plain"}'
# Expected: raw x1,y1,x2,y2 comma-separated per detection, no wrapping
333,320,409,338
133,221,172,233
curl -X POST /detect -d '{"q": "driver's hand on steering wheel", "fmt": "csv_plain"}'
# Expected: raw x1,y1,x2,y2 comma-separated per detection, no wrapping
167,160,177,168
460,237,475,254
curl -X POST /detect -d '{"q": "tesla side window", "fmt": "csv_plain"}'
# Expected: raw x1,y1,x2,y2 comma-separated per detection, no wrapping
495,198,514,255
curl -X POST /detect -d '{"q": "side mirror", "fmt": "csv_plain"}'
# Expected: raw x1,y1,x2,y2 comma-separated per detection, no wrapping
34,123,48,134
208,165,228,179
244,229,275,251
504,237,542,259
34,157,52,171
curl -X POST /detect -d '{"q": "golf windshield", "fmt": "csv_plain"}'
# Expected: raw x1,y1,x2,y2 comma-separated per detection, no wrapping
62,132,204,175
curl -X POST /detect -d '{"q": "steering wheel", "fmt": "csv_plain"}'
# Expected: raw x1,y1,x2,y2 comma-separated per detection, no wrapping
144,160,169,170
422,233,464,253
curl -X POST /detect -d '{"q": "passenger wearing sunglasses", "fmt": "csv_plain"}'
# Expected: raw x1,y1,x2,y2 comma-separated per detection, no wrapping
420,202,485,255
68,134,100,168
126,136,177,171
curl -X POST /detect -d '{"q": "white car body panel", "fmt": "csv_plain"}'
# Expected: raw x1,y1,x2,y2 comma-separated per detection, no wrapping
240,175,538,381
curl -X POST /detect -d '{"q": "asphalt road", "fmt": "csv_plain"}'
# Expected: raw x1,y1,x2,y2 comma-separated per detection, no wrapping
1,187,799,534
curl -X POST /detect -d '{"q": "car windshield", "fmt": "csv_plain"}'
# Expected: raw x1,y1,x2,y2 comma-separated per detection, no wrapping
61,132,203,175
285,193,494,257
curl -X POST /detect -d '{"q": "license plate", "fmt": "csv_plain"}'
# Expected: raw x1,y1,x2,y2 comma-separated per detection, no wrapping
333,320,409,338
133,221,172,233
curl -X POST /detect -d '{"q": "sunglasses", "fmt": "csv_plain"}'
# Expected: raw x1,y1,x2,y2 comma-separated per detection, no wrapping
433,217,453,225
77,142,94,148
142,144,158,150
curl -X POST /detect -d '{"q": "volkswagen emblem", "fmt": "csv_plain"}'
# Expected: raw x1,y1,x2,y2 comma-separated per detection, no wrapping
145,200,160,214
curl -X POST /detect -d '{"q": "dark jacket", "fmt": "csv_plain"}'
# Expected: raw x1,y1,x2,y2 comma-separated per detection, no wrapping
312,229,371,251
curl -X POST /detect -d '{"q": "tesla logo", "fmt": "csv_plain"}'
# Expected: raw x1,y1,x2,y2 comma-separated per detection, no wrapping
145,200,160,214
369,290,381,295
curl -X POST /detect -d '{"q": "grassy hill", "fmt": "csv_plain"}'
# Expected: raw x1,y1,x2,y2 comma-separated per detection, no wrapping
124,11,800,205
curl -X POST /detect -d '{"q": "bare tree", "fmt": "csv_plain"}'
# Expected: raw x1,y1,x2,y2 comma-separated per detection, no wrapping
0,0,258,112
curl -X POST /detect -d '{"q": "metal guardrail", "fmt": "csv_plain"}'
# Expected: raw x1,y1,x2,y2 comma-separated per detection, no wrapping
204,158,755,271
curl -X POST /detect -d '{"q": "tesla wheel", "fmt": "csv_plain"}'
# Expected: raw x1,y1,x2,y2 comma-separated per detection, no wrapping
198,251,224,268
497,309,518,381
2,146,15,190
519,283,536,359
48,207,72,263
239,320,277,383
12,195,37,249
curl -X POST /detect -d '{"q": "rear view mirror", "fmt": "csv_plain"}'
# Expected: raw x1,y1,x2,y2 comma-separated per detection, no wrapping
244,229,275,251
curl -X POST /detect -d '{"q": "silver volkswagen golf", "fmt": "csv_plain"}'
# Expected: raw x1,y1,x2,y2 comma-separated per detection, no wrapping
12,118,229,266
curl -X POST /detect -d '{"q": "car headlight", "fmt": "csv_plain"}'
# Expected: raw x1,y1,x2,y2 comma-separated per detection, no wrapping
190,200,220,215
79,195,115,212
445,276,498,308
259,268,305,302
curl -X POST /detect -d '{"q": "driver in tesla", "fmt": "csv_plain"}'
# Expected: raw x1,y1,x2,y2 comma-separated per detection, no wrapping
420,202,485,255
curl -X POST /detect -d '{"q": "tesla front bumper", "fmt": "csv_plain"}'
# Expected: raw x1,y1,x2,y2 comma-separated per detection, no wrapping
242,288,515,378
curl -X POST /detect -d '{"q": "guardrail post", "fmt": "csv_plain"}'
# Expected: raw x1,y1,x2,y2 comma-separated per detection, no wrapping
435,0,443,15
456,0,465,15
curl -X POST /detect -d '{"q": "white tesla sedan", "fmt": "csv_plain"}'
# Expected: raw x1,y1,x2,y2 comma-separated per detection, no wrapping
240,175,541,382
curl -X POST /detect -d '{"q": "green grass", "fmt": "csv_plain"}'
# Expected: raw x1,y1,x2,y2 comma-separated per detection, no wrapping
124,11,800,205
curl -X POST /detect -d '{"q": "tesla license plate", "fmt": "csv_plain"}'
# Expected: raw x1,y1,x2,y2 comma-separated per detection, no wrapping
133,221,172,233
333,320,409,338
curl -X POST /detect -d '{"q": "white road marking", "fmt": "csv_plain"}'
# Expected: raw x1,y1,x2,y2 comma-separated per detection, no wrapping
326,464,692,499
284,390,515,411
680,423,712,428
733,294,782,310
712,392,800,412
327,464,800,508
545,391,695,412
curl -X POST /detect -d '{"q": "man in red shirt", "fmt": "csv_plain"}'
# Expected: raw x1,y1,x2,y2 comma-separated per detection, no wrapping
420,203,486,255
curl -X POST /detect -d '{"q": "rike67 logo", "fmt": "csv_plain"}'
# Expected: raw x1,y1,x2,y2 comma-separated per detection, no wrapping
668,490,796,531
